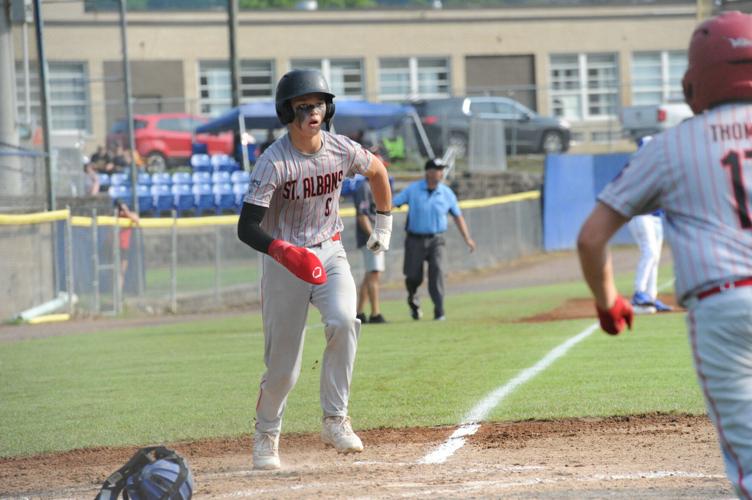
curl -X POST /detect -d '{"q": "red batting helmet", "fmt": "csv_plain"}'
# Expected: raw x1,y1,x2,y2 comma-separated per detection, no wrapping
682,11,752,114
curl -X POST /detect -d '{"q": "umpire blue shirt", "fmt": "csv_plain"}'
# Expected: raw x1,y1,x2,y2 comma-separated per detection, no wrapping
393,179,461,235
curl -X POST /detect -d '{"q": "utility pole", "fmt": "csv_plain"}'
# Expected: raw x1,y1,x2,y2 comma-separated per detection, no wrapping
32,0,54,210
0,0,23,196
228,0,240,108
118,0,138,213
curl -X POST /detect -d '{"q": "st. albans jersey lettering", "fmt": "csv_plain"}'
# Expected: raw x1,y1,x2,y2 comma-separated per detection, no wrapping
281,171,345,201
244,131,373,247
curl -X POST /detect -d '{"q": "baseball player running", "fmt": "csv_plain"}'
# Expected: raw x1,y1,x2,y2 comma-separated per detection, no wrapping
577,11,752,498
237,69,392,470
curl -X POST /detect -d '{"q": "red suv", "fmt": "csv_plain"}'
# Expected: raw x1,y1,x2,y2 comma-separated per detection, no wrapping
107,113,233,172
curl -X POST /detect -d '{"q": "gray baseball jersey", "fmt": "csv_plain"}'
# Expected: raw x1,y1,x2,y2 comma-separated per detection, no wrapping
244,131,373,246
599,103,752,305
599,102,752,498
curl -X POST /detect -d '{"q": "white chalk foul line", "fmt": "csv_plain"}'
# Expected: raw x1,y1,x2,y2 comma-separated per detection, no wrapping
419,323,600,464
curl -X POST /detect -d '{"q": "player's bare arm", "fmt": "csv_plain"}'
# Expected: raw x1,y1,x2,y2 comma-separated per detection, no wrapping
363,156,391,213
577,202,628,309
363,156,392,253
577,202,635,335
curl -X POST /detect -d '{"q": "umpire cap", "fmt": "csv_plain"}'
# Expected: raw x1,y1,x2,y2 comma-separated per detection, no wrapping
424,159,447,170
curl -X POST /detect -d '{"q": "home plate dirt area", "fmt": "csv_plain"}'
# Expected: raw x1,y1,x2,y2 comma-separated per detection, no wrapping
0,414,733,498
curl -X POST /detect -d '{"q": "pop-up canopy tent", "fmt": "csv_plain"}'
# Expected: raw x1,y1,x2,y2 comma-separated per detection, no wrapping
195,100,434,169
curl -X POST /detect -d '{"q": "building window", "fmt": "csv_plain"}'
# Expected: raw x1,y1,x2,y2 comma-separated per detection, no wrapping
289,59,364,99
198,60,275,116
550,53,619,121
378,57,450,102
631,51,687,105
15,61,90,133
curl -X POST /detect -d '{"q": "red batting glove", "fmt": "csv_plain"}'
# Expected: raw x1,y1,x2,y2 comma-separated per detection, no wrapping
268,239,327,285
595,295,634,335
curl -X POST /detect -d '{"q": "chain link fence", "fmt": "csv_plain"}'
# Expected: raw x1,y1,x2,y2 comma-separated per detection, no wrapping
0,192,541,320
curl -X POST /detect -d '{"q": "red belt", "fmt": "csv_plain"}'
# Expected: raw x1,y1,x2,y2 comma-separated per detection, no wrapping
697,277,752,300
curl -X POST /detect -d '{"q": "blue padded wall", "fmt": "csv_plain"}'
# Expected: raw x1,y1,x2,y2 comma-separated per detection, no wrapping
543,153,633,251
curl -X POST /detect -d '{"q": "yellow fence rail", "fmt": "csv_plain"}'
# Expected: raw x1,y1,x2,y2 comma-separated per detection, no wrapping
0,190,540,227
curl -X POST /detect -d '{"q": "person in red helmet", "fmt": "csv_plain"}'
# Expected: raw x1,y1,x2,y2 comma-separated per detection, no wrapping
578,11,752,498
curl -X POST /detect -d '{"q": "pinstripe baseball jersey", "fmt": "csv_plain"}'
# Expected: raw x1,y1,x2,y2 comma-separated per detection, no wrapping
599,102,752,305
244,131,373,247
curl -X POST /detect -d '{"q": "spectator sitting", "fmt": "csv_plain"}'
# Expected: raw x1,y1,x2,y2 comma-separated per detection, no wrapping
112,145,128,172
90,145,113,173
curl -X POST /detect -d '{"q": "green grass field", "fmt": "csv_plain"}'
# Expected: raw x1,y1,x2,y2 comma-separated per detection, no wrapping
0,265,704,458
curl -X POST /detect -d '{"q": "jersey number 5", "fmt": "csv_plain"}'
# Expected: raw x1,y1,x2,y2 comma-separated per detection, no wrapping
721,150,752,229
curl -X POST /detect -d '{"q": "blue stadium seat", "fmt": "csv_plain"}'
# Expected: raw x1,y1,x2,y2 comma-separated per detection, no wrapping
110,172,131,186
213,182,235,215
211,171,231,185
171,183,194,216
192,183,214,216
211,153,240,174
108,185,132,201
136,184,154,214
232,182,249,211
137,172,152,186
151,184,173,215
230,170,250,185
151,172,171,186
171,171,192,185
97,173,111,189
192,171,211,185
190,154,212,173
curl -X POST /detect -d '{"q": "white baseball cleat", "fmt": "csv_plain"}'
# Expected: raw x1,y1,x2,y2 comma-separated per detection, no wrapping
253,431,281,470
321,416,364,454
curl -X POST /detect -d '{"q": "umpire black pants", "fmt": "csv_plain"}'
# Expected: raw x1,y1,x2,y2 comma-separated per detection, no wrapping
403,233,445,318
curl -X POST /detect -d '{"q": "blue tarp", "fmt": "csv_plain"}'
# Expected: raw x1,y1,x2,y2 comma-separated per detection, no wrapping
195,100,417,135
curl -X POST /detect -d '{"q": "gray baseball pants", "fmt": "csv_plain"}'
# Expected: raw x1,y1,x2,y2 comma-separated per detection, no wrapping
686,286,752,499
255,238,360,435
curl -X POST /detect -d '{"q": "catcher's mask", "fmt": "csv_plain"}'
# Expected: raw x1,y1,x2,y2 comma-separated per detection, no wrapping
96,446,193,500
682,11,752,114
275,69,336,126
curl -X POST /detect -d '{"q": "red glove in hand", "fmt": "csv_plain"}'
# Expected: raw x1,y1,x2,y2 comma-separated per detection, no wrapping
595,295,634,335
268,239,327,285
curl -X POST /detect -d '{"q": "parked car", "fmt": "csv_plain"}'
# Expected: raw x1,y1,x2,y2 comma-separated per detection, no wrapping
620,102,693,142
410,96,571,157
106,113,234,172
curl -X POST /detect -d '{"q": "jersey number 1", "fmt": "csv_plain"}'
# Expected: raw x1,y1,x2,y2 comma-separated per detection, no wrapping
721,150,752,229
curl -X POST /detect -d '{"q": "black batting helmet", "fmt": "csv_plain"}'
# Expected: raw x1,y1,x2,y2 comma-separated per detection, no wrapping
275,69,336,125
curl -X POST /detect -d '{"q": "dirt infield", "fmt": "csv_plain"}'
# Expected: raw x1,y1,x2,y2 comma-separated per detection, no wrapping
0,414,731,498
0,248,734,498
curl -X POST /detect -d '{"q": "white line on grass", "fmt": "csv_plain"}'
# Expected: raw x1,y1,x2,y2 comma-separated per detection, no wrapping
419,322,600,464
420,278,676,465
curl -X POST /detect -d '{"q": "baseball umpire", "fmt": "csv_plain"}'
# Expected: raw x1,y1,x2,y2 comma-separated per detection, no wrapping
577,11,752,498
237,69,392,470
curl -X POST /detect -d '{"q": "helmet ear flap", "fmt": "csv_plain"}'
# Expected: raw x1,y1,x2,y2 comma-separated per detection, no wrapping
276,101,295,125
325,100,336,122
